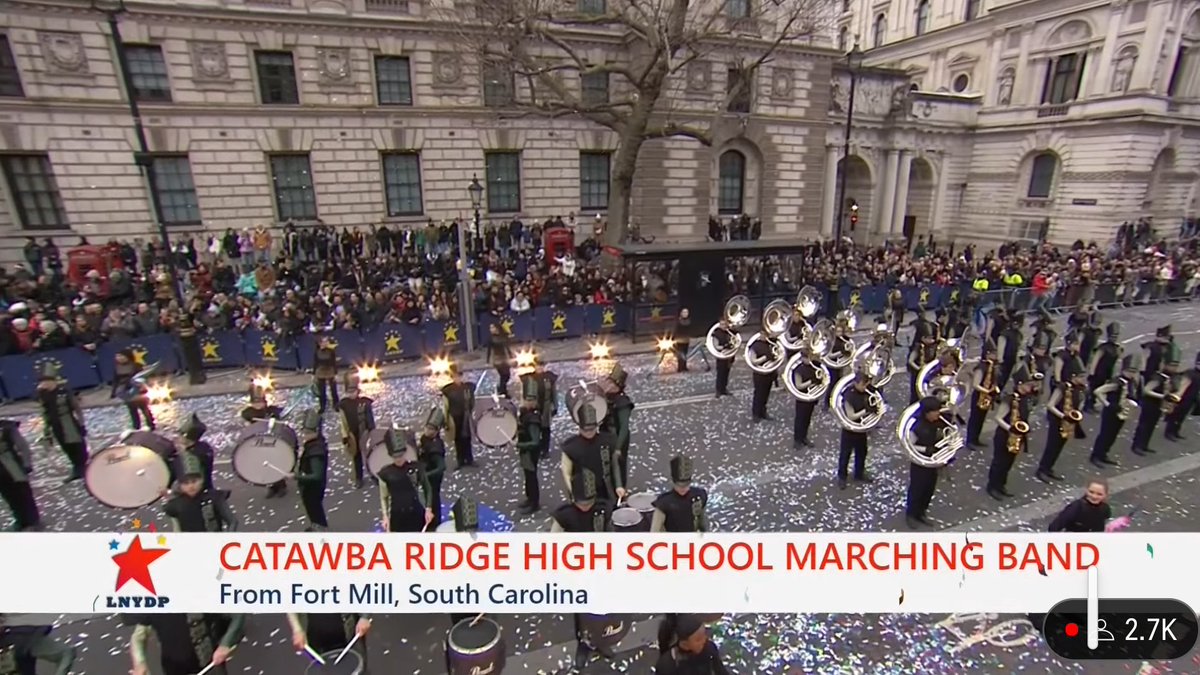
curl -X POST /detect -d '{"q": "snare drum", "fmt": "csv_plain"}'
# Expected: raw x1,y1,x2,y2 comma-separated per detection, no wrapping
625,493,655,532
85,430,174,510
565,383,609,425
447,616,506,675
231,420,298,486
472,398,518,449
436,520,458,533
365,428,395,478
578,614,629,650
303,649,363,675
611,507,641,532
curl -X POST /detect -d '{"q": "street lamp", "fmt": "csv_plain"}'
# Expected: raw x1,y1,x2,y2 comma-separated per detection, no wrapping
92,0,181,302
456,175,484,352
833,41,865,244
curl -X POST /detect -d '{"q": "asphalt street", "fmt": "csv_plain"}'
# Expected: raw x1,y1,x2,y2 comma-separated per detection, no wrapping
3,301,1199,674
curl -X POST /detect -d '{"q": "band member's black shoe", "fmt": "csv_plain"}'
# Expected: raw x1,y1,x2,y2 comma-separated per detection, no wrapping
987,488,1005,501
1165,432,1180,442
573,644,592,670
836,477,848,490
1089,458,1106,469
853,474,874,483
62,471,83,485
905,515,927,530
1035,471,1052,484
917,516,935,527
1099,457,1119,466
1047,471,1065,482
352,478,363,490
999,487,1014,497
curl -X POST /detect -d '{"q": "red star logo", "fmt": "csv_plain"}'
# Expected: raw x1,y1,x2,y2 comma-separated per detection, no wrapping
112,536,170,595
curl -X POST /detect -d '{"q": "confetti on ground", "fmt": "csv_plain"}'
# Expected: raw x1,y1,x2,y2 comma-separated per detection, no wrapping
1146,543,1155,559
898,590,905,605
1037,564,1048,577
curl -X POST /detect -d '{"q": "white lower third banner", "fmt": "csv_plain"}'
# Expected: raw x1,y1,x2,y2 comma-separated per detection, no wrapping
0,533,1193,614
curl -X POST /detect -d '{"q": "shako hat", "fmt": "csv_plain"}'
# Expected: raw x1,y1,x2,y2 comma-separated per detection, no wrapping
669,455,694,484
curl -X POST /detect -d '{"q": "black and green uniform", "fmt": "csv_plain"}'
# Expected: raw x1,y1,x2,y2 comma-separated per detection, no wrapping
286,613,369,670
164,455,238,533
177,414,215,493
36,366,87,480
338,372,375,487
0,619,75,675
441,373,476,467
535,368,558,459
313,343,339,413
125,613,244,675
651,456,709,533
600,364,635,487
0,421,40,531
560,404,622,504
552,470,614,668
296,409,329,531
517,375,544,510
418,430,447,526
378,431,433,532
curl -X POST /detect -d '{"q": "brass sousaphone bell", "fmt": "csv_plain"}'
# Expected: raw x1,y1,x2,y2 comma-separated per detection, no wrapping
705,296,749,360
783,319,833,402
781,286,821,351
743,299,790,374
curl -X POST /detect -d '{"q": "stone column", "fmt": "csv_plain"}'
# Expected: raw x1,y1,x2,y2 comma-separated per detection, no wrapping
1131,0,1171,90
891,151,913,235
821,146,839,237
877,149,899,237
929,154,950,237
1011,23,1036,105
1092,3,1127,97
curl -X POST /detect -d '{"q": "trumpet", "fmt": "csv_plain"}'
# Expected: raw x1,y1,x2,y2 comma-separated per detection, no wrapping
705,296,749,360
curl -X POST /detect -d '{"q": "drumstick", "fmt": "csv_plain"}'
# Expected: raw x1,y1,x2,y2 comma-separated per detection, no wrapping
334,625,368,665
195,646,236,675
303,644,326,664
263,461,290,477
469,612,485,627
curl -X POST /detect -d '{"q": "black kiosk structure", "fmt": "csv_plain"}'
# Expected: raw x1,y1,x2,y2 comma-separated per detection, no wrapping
616,240,816,343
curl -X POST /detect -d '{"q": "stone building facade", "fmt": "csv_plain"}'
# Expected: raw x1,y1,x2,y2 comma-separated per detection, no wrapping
0,0,837,262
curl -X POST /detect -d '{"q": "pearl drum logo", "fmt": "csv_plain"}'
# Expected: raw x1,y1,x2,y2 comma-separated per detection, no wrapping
105,535,172,609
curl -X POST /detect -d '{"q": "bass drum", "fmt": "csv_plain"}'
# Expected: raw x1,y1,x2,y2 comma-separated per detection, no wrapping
303,650,363,675
611,507,642,533
365,428,395,478
85,430,175,510
472,398,518,449
578,614,630,650
565,382,609,426
231,420,298,486
625,494,655,532
447,616,506,675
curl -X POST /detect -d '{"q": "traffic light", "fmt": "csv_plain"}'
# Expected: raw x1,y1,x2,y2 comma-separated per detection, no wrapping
849,201,859,229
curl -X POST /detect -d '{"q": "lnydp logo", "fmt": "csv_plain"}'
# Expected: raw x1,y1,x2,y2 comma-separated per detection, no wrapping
106,534,171,609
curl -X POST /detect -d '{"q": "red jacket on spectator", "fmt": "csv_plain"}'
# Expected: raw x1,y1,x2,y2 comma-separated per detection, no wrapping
1032,272,1051,295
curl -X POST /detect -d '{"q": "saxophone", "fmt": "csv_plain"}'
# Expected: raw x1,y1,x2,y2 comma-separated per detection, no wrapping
1007,394,1028,454
978,360,998,411
1116,378,1139,421
1060,384,1083,440
1162,376,1181,416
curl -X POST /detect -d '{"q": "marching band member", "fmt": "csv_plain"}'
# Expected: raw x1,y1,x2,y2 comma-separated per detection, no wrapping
995,313,1023,389
1163,351,1200,442
561,403,625,504
338,371,376,489
748,334,776,420
655,614,730,675
533,358,558,459
1050,330,1083,392
945,303,971,341
515,375,543,515
164,454,238,533
418,417,448,525
0,614,75,674
710,316,736,397
294,409,329,532
126,612,244,675
1131,349,1170,456
111,349,156,430
886,289,905,334
1141,325,1171,381
791,343,821,448
983,307,1007,344
966,340,1000,448
1028,329,1054,386
1085,322,1123,413
287,612,371,672
177,414,215,492
242,384,287,499
905,396,949,529
549,470,615,670
313,335,340,413
825,315,855,405
1080,307,1103,366
487,323,513,397
836,367,876,490
1036,357,1087,483
36,363,88,483
0,420,41,531
1089,355,1141,468
907,314,937,404
440,364,476,469
600,363,635,487
650,455,708,533
1031,308,1058,347
377,427,435,532
985,363,1039,500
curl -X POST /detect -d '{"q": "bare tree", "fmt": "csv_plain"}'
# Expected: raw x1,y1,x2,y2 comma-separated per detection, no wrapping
444,0,836,244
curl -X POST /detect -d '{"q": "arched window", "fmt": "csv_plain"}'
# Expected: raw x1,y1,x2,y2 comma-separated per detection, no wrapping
718,150,745,215
1027,152,1058,199
915,0,931,36
838,26,848,52
873,13,887,47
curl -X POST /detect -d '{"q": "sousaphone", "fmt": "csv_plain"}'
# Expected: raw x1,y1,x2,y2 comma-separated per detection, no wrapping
705,296,749,359
743,299,790,374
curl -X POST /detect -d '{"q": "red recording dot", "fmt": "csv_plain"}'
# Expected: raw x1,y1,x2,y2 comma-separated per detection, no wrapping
1065,623,1080,637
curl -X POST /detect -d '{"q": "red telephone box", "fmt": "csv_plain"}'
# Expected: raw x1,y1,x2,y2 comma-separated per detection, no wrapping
66,245,115,295
544,225,574,261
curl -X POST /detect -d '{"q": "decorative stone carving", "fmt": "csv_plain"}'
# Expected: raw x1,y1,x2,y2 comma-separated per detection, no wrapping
316,48,352,84
190,41,230,81
1110,47,1137,93
432,53,463,86
890,85,911,116
38,32,89,75
686,61,711,92
996,68,1014,105
1048,20,1091,46
771,68,793,98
